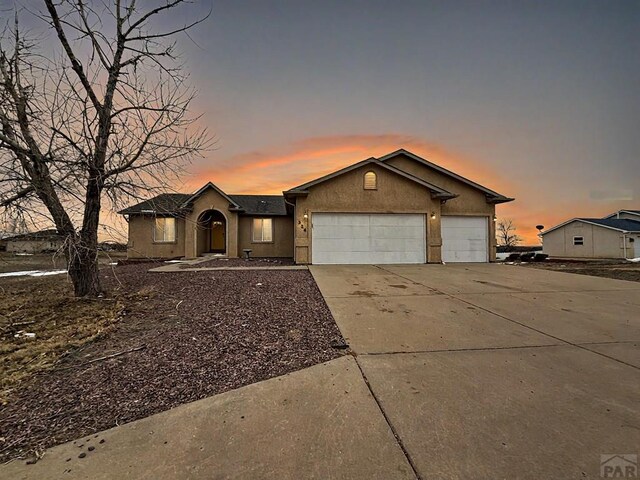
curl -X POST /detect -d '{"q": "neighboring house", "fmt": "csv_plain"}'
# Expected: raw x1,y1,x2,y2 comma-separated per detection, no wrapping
119,149,514,264
603,209,640,221
541,214,640,259
4,229,65,254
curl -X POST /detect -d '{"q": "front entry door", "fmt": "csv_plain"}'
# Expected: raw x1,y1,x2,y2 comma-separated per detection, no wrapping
211,221,225,252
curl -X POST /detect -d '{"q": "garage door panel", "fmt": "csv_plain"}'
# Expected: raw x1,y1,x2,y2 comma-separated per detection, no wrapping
313,225,370,239
312,213,426,265
369,225,424,239
441,216,488,263
369,214,424,227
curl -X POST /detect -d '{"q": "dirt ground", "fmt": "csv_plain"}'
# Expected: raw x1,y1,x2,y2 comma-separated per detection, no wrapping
522,259,640,283
0,263,344,463
0,251,127,273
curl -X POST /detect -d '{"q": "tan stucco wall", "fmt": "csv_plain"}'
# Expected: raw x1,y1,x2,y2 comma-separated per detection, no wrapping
237,216,294,257
385,154,497,260
184,188,239,259
6,239,65,254
126,216,186,259
542,221,637,259
292,163,440,264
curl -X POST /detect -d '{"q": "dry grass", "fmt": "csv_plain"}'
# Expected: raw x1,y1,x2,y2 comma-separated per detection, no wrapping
0,276,124,403
523,260,640,283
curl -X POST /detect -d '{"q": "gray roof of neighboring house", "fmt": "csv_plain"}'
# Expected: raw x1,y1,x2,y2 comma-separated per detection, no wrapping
119,192,288,216
542,217,640,235
228,195,288,216
604,209,640,218
4,229,64,241
118,193,192,215
577,218,640,231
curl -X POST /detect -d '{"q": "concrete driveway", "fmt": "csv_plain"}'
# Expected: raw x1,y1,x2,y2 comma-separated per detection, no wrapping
311,264,640,479
4,264,639,480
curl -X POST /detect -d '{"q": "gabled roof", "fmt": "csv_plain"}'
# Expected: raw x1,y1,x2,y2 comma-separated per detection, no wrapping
228,195,288,216
603,209,640,219
4,229,64,241
119,191,289,216
377,148,514,204
283,157,457,199
180,182,244,211
541,217,640,235
118,193,191,215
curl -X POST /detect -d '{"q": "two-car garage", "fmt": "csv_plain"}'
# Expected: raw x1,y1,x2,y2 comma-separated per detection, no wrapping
311,213,489,264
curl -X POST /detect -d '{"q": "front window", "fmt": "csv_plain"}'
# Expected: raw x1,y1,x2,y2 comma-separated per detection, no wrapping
154,217,176,242
252,218,273,242
573,236,584,246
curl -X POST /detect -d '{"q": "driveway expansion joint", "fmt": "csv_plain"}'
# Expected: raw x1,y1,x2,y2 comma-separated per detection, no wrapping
353,356,422,480
357,343,569,356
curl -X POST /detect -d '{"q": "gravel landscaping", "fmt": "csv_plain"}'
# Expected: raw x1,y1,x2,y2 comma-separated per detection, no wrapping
182,257,295,269
0,264,344,462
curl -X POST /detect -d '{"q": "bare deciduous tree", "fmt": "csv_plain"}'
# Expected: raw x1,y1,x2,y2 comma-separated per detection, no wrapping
0,1,210,296
497,219,522,248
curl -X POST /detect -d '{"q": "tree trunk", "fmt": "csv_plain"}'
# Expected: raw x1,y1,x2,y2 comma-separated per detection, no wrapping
66,235,102,297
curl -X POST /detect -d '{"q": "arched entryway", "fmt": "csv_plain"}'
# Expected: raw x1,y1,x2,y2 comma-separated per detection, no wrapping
196,209,227,256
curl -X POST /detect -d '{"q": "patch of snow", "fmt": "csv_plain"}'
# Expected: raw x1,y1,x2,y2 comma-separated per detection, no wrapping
14,331,36,339
495,252,510,260
108,262,118,266
14,253,34,256
164,260,187,263
0,269,67,278
627,257,640,263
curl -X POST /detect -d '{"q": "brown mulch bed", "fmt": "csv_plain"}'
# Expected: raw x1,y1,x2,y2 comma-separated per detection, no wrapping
523,261,640,283
0,264,344,462
182,257,296,268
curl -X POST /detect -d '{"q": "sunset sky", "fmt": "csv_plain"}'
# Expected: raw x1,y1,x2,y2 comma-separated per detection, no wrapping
19,1,640,244
171,0,640,244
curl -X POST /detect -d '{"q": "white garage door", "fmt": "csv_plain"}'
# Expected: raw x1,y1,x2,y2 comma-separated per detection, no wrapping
312,213,426,264
441,216,489,263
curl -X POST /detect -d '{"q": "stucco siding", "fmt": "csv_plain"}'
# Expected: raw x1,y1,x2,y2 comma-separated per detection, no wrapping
127,216,186,259
184,188,240,259
237,216,294,257
385,153,497,261
293,163,440,263
542,221,635,258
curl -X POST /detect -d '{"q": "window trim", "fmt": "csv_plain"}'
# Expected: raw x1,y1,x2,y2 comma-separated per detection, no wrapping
573,235,584,246
153,216,177,244
252,217,274,243
363,171,377,190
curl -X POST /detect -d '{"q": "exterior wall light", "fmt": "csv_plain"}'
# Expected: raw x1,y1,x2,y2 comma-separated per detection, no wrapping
430,212,436,219
493,215,497,222
303,213,308,219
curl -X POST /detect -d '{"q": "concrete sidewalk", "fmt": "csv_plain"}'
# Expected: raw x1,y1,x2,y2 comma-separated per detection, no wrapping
2,356,415,480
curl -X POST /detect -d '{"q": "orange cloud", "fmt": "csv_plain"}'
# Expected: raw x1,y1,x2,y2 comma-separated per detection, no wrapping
185,134,511,197
159,134,611,246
